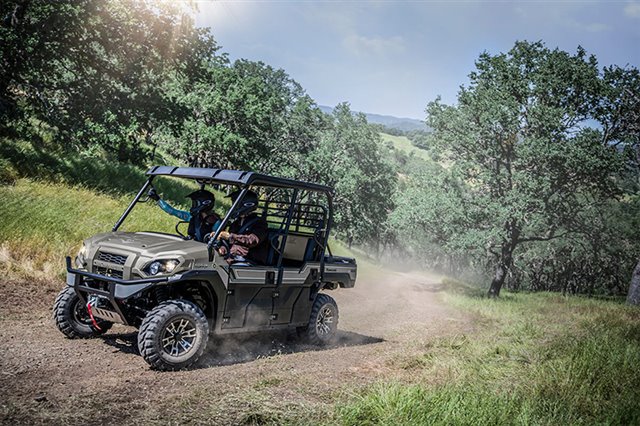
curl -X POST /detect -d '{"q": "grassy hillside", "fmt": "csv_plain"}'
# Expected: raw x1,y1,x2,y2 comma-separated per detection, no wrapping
0,138,199,204
337,287,640,425
380,132,431,161
0,180,179,279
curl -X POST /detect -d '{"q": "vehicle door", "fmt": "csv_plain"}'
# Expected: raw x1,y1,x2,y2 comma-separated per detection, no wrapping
219,256,279,330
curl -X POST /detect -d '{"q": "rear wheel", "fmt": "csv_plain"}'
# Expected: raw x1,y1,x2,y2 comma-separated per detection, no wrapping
303,293,339,345
53,286,112,338
138,300,209,371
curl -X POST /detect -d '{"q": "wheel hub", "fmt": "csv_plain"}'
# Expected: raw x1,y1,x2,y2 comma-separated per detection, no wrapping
162,318,197,357
316,306,334,335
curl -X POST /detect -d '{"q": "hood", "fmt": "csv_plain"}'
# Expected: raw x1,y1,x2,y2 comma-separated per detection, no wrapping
85,231,208,259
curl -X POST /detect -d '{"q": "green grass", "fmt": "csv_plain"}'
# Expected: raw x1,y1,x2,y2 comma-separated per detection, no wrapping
380,133,431,161
0,138,237,278
336,291,640,425
0,179,184,279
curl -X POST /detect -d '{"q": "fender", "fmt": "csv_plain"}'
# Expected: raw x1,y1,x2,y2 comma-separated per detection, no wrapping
167,269,228,332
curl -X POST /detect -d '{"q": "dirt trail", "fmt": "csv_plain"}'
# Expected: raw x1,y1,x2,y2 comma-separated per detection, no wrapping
0,268,472,424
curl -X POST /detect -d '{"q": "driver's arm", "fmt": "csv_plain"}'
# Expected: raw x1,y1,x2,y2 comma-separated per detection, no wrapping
228,220,268,247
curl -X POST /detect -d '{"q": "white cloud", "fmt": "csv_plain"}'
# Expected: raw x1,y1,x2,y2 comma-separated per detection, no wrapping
342,34,405,57
625,1,640,18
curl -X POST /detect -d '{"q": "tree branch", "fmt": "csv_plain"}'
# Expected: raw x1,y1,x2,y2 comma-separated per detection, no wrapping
517,230,570,244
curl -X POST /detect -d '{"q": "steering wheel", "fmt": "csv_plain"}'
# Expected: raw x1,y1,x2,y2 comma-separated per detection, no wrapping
206,234,231,260
215,239,231,258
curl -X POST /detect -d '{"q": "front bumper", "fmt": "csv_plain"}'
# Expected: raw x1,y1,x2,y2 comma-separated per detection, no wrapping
65,256,169,325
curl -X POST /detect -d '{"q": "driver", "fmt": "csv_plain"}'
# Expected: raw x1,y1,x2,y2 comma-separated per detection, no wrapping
213,189,269,265
148,188,221,242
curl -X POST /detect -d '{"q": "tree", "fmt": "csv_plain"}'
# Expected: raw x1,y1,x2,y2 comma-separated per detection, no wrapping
310,103,396,248
425,41,633,297
388,159,477,274
166,59,326,177
1,0,218,162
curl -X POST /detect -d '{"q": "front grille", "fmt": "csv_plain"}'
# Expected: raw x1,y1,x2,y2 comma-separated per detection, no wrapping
94,266,124,279
96,251,128,265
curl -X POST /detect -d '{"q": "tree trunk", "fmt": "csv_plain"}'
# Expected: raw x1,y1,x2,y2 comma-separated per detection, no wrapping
627,259,640,305
488,261,508,298
488,247,514,298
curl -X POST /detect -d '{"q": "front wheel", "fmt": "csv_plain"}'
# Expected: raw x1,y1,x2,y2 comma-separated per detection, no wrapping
53,286,112,338
137,300,209,371
302,293,339,345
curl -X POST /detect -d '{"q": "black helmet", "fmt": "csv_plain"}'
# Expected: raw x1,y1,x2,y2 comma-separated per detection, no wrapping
186,189,215,215
227,189,258,217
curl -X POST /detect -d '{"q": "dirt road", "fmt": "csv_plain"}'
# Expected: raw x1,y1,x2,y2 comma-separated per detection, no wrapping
0,268,472,425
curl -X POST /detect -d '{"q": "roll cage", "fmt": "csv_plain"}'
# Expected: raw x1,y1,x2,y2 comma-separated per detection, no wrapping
112,166,336,279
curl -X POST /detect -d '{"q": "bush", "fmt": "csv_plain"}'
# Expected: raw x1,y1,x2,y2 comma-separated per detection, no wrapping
0,158,19,185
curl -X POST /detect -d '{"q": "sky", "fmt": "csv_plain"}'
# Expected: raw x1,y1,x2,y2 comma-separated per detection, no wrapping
195,1,640,120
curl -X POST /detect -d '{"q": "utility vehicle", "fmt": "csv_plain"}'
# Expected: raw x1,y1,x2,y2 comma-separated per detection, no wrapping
54,166,357,370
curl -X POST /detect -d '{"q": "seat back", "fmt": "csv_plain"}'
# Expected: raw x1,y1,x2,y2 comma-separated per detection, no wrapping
265,231,322,266
282,234,308,262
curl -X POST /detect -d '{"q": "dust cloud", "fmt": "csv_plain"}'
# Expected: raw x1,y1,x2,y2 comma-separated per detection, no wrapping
197,263,466,367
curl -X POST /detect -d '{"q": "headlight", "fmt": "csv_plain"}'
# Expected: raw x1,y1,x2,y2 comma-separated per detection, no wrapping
146,259,180,276
149,261,161,275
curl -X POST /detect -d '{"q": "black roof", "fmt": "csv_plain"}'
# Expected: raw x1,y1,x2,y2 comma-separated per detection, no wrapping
146,166,333,194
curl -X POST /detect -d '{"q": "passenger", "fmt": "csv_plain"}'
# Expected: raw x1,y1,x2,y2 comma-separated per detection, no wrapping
148,188,221,242
213,189,269,265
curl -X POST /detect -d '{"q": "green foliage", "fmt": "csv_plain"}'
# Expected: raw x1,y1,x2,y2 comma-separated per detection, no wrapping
389,159,478,275
370,123,405,137
336,291,640,425
1,0,218,163
0,138,199,205
405,130,431,150
510,196,640,294
1,2,398,251
309,104,396,247
392,41,640,295
0,157,18,184
162,59,327,178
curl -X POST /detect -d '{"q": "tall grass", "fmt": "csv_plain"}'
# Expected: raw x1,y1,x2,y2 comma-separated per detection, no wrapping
336,292,640,425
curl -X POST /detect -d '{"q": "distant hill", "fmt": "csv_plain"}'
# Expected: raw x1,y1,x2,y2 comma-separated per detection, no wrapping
319,105,429,132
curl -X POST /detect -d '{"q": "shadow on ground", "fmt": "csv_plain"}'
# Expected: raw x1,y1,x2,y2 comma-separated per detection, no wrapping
101,329,384,369
102,332,140,355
